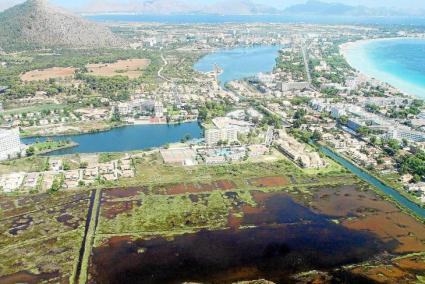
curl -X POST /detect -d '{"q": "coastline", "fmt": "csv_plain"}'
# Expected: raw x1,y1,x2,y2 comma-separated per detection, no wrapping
339,37,425,100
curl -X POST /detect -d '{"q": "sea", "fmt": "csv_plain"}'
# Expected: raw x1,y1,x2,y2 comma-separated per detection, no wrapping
343,38,425,99
194,45,281,87
87,14,425,26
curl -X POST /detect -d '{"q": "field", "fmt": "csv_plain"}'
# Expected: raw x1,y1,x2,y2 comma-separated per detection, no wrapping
20,67,76,81
4,103,66,115
86,59,150,78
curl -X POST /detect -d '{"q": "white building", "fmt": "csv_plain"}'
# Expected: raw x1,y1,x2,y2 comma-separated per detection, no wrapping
0,128,22,161
280,82,310,92
205,127,238,145
385,128,425,143
154,101,164,118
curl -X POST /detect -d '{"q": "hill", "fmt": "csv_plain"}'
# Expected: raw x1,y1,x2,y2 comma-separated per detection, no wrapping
0,0,126,50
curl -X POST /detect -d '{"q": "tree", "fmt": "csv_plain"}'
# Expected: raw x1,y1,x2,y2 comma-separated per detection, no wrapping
339,115,348,125
50,175,64,192
387,139,401,151
110,107,121,122
63,162,71,171
366,103,380,114
357,126,370,136
26,146,35,157
79,161,88,169
402,138,409,147
311,130,322,142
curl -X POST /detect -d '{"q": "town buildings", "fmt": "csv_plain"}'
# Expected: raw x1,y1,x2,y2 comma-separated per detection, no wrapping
0,128,23,161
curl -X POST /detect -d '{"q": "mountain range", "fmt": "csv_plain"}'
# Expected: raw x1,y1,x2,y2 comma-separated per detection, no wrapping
78,0,417,17
0,0,126,50
80,0,280,15
282,0,412,17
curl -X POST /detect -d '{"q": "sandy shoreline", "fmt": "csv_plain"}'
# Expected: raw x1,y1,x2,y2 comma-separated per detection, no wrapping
339,37,425,99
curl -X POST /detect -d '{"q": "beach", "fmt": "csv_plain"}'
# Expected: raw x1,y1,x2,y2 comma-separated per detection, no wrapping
340,37,425,99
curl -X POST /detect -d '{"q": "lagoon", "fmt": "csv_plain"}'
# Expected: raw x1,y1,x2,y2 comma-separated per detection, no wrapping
342,38,425,99
194,45,281,87
22,122,203,155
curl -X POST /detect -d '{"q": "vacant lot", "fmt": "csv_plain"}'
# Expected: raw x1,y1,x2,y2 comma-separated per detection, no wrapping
86,59,150,78
20,67,76,81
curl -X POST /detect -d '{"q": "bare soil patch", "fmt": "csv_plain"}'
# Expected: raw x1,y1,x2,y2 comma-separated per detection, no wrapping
20,67,76,81
86,59,150,78
249,176,289,188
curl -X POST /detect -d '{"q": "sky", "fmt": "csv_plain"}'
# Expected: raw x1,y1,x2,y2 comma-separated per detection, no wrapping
1,0,425,12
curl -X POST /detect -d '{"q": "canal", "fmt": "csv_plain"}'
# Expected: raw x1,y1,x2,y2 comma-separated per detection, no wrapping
320,146,425,219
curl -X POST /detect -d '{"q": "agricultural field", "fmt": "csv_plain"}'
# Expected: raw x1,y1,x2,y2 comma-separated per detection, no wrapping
20,67,76,82
86,59,150,78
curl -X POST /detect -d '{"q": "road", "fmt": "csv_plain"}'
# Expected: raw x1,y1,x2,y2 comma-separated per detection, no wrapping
158,53,181,105
301,44,312,85
158,53,172,83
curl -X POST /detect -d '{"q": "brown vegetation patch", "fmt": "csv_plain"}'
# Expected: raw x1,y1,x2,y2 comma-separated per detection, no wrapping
310,185,396,217
228,213,243,229
216,180,237,190
106,236,133,247
86,59,150,78
343,212,425,253
56,213,80,229
0,197,15,212
101,200,142,219
395,256,425,271
249,176,289,188
102,187,147,202
20,67,76,82
350,265,412,283
0,270,61,284
349,253,425,283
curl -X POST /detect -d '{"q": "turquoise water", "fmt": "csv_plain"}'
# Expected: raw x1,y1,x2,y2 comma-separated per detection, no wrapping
194,45,281,87
344,38,425,99
320,146,425,219
22,122,203,155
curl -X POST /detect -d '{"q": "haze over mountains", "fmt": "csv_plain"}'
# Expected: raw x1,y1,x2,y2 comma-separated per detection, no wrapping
0,0,126,50
283,1,414,17
78,0,418,16
80,0,280,15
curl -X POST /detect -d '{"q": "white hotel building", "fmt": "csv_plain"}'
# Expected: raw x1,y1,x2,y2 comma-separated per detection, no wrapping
0,128,22,161
205,127,238,145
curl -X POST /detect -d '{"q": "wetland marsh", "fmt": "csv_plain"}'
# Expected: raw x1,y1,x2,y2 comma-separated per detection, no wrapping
1,155,424,283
